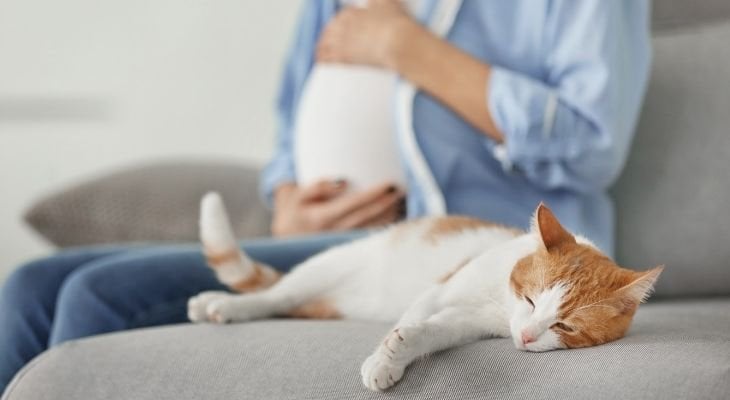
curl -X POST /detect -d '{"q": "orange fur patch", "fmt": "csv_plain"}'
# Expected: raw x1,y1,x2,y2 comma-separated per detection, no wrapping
204,248,240,267
286,299,341,319
387,219,424,244
425,216,521,243
231,263,281,292
535,204,576,250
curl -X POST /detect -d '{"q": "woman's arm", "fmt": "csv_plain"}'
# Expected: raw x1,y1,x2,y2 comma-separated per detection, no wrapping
388,23,504,143
317,1,503,141
318,0,652,193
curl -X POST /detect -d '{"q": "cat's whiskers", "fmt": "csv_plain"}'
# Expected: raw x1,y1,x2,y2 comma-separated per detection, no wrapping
572,299,614,313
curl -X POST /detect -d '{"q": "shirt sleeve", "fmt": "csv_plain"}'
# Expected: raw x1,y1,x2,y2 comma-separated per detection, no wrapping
488,0,651,193
259,1,335,207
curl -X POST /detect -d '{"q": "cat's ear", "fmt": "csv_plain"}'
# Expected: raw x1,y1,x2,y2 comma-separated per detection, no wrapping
616,266,665,305
609,266,664,315
532,203,576,251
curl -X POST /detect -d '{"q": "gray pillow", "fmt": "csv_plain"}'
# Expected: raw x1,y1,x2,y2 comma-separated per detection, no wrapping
24,160,272,247
612,21,730,298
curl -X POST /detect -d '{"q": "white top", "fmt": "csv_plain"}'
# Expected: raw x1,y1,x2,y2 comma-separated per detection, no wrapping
294,65,407,193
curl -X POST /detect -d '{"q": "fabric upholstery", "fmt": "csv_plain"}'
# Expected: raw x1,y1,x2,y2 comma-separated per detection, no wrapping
652,0,730,32
23,161,271,247
3,298,729,400
611,21,730,297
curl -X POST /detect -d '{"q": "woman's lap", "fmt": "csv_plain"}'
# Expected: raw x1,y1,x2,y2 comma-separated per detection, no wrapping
50,230,367,342
48,244,224,344
0,244,138,391
0,230,367,392
241,230,368,271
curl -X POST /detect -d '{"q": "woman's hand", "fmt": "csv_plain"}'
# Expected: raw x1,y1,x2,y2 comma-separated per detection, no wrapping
271,180,405,237
317,0,503,141
316,0,417,69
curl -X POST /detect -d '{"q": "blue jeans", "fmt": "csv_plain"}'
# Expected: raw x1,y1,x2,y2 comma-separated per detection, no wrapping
0,231,366,393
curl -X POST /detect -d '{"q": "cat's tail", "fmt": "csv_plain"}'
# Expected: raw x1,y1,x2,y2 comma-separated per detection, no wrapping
200,192,280,292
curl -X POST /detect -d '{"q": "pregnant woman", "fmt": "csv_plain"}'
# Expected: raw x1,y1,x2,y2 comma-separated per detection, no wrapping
0,0,651,393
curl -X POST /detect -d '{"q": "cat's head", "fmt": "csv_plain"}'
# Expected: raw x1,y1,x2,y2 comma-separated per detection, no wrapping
508,204,663,352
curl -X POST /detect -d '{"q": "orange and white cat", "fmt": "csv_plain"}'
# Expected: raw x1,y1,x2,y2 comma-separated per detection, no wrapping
188,193,663,392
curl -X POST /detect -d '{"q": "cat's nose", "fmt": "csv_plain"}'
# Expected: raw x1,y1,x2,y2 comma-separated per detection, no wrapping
521,331,536,345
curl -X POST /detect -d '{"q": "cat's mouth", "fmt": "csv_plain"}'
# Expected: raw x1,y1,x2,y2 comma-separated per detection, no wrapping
512,336,535,352
512,332,562,352
515,341,560,352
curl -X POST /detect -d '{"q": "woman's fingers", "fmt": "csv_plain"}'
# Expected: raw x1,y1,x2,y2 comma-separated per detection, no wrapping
299,179,348,202
359,199,403,229
321,182,400,222
272,180,407,236
329,186,404,230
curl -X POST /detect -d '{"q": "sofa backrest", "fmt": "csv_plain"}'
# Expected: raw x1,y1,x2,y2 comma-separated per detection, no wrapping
612,5,730,297
652,0,730,32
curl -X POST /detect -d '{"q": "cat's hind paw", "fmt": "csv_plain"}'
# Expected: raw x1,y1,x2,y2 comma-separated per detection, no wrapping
360,353,405,392
203,297,244,324
187,291,233,323
191,292,272,324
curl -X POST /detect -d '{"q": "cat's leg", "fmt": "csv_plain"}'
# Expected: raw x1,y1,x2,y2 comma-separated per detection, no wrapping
189,241,367,323
187,273,317,324
190,290,285,323
192,274,337,323
361,305,495,391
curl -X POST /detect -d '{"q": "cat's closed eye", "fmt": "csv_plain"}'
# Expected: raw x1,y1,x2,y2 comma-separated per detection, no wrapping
525,296,535,308
551,322,574,332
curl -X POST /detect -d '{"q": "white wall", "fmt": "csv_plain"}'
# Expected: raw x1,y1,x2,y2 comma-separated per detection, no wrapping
0,1,300,280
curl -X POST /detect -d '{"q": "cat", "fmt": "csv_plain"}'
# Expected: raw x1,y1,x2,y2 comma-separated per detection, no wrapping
188,192,663,392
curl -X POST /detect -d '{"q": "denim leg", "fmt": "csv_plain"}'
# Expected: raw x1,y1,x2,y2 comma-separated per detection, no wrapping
0,245,138,393
242,230,370,272
48,245,224,345
48,230,370,345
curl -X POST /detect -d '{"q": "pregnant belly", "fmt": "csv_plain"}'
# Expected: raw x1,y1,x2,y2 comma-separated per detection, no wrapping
294,65,407,193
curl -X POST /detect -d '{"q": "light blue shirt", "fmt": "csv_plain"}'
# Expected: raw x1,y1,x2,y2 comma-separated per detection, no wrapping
260,0,651,256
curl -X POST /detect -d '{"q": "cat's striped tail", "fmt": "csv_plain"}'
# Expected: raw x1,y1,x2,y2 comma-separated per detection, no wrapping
200,192,280,292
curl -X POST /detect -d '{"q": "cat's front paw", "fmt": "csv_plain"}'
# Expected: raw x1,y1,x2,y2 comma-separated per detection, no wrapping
360,353,405,392
360,328,415,391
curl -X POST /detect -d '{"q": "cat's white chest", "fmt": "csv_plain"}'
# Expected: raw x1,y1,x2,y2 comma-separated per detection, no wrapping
293,65,407,192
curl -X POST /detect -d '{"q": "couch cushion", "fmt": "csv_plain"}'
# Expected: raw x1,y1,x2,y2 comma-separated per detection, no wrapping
24,160,271,247
612,21,730,297
4,298,729,400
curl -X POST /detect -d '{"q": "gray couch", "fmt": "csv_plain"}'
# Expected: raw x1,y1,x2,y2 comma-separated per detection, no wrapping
4,2,730,399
